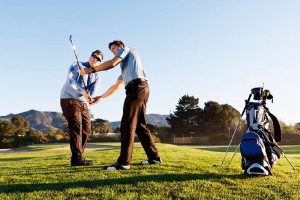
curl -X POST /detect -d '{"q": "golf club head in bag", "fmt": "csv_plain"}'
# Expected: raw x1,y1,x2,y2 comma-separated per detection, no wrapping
240,87,282,176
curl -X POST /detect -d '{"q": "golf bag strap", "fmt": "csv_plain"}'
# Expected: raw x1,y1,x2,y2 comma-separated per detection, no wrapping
267,111,282,142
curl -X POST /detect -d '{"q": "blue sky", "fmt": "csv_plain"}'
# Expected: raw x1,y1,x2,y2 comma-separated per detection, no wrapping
0,1,300,124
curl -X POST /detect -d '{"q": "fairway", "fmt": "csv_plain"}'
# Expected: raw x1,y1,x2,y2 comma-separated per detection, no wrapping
0,143,299,199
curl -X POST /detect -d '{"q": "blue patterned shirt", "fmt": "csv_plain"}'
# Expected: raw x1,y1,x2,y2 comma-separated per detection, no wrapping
60,62,100,105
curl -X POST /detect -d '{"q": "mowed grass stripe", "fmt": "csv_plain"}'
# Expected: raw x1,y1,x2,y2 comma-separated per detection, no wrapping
0,143,299,199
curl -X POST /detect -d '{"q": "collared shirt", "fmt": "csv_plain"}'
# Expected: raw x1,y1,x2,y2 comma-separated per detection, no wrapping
60,61,100,105
117,47,147,85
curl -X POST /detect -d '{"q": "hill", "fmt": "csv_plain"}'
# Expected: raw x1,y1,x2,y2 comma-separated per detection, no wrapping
0,110,169,132
0,109,67,133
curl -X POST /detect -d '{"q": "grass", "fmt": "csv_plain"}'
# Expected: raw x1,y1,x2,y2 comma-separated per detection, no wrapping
12,143,69,151
12,142,121,151
0,143,299,199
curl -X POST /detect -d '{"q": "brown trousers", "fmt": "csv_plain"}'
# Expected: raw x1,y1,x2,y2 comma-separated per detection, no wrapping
117,80,159,165
60,99,91,160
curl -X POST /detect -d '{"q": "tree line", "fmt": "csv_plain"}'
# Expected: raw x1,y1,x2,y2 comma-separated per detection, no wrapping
164,95,244,144
164,95,300,144
0,116,68,148
0,115,160,148
1,94,300,148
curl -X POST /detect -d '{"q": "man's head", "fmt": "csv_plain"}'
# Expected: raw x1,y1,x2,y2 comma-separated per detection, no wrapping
108,40,125,56
89,50,103,66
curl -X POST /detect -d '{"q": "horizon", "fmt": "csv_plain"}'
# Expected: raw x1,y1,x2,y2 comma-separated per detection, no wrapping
0,107,298,126
1,1,300,124
0,109,169,122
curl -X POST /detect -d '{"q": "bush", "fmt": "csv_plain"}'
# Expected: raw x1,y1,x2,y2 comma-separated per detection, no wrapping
89,134,121,142
1,138,15,148
208,133,230,145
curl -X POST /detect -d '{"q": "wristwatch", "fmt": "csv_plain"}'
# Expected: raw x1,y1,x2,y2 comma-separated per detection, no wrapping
90,68,96,73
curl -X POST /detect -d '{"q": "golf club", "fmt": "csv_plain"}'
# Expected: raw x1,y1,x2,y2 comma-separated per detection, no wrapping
226,143,241,167
212,119,241,168
276,145,296,170
212,94,252,168
69,35,89,92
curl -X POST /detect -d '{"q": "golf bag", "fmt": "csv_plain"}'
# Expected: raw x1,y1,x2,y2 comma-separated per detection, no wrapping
240,87,282,175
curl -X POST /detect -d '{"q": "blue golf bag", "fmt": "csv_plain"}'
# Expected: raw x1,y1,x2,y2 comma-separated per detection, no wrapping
240,87,282,176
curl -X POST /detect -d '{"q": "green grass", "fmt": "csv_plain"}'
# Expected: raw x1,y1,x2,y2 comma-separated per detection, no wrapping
12,143,69,151
12,142,121,151
0,143,300,199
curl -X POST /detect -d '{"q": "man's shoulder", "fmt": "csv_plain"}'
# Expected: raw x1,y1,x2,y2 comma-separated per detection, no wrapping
69,61,87,70
81,61,90,68
125,47,136,53
69,62,77,71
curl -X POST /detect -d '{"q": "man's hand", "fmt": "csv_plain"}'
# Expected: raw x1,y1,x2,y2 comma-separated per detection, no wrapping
83,91,93,103
80,68,92,75
89,96,103,106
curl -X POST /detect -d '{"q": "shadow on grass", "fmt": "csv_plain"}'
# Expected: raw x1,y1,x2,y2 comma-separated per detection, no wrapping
7,165,110,176
93,146,144,152
0,173,247,193
86,144,118,149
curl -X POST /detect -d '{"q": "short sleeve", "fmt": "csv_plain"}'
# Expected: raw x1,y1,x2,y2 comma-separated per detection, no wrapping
117,75,123,80
117,47,130,60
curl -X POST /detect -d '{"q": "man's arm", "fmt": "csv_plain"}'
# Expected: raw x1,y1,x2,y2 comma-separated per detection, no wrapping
90,78,124,105
101,78,124,98
81,56,123,75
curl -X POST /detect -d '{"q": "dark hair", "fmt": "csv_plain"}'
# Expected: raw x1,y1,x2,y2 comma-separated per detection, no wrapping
108,40,125,49
91,50,104,61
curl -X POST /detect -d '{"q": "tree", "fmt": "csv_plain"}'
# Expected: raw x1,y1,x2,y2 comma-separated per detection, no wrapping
200,101,223,135
91,118,114,134
11,116,29,135
146,124,161,143
200,101,240,136
46,129,67,142
0,120,16,137
221,104,241,137
167,95,202,137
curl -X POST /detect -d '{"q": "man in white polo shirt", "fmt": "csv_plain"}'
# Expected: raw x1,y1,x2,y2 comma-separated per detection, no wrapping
81,40,162,170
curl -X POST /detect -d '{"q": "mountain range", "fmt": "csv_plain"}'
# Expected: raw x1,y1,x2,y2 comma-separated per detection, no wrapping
0,110,169,132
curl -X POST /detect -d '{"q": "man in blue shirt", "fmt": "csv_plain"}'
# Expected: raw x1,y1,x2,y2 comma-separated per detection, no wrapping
81,41,162,170
61,50,103,166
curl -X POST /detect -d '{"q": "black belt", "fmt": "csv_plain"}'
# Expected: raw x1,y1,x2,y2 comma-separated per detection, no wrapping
126,78,147,86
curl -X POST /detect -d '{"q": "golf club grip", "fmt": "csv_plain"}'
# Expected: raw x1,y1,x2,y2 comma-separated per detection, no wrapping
241,94,252,117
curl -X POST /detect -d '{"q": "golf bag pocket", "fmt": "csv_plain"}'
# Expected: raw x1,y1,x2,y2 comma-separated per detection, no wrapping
240,131,267,160
240,131,272,175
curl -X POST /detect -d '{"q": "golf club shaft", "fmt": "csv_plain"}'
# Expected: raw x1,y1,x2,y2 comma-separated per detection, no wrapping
276,145,296,170
283,153,296,170
226,143,240,167
221,93,250,167
220,119,241,167
69,35,89,92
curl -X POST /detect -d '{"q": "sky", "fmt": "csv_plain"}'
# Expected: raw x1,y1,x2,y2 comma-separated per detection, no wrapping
0,1,300,124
